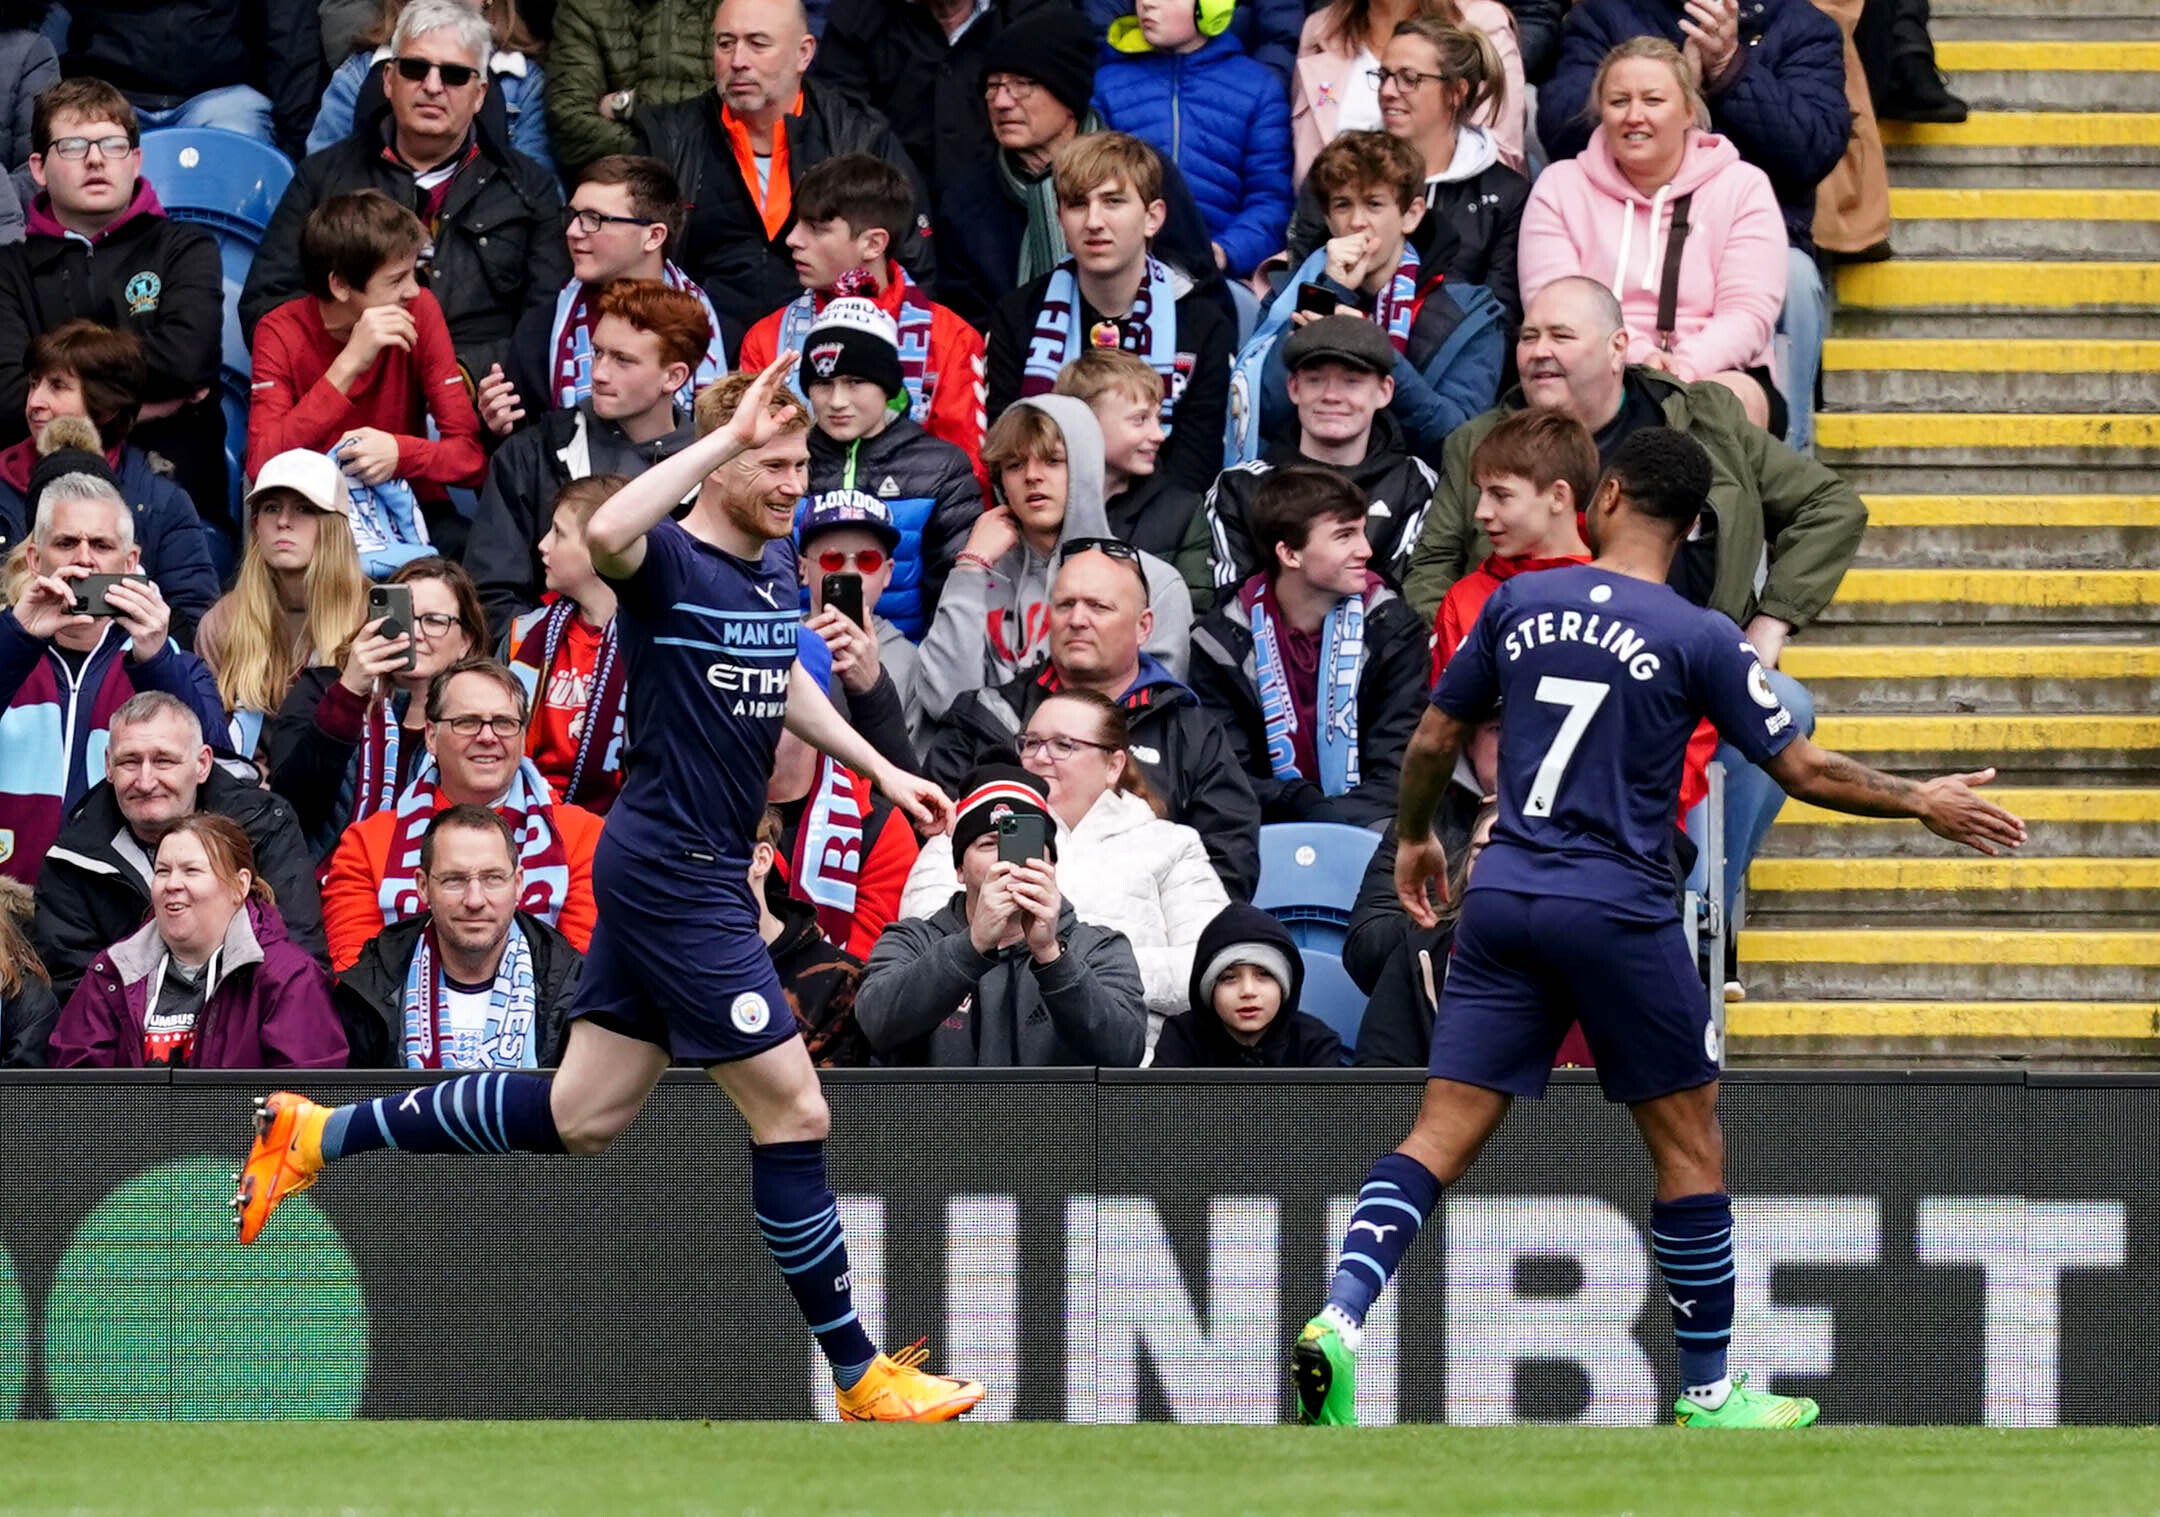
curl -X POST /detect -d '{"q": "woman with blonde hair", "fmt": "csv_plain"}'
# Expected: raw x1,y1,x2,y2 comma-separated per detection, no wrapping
195,451,371,763
1518,37,1789,431
1292,0,1525,179
48,815,346,1069
899,687,1228,1052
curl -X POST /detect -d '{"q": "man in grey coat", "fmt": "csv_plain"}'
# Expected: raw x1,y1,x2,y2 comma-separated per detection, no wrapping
853,765,1144,1067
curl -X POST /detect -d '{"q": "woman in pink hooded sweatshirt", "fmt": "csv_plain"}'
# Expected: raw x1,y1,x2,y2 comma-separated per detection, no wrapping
1516,37,1788,431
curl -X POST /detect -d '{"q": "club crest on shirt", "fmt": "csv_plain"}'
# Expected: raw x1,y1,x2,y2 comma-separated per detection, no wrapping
124,272,161,315
807,341,844,379
0,829,12,863
731,992,771,1033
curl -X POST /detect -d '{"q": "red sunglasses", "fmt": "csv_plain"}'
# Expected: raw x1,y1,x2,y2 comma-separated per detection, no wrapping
815,547,887,574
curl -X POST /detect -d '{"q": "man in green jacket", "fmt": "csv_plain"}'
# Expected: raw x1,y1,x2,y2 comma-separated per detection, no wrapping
546,0,718,175
1400,275,1868,983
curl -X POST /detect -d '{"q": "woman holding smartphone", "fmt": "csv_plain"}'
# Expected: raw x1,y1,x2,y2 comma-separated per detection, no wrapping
265,556,485,857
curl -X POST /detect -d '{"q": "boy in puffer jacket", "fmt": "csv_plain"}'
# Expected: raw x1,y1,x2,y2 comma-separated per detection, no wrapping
1236,132,1506,466
800,299,983,640
1093,0,1294,278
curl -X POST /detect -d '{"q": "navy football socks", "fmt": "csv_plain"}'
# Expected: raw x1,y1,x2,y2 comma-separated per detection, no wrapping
1323,1151,1445,1331
752,1138,880,1389
321,1073,566,1159
1652,1191,1738,1393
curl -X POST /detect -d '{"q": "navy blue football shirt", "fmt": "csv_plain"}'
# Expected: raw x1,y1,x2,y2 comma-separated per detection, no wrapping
602,518,819,864
1432,565,1799,916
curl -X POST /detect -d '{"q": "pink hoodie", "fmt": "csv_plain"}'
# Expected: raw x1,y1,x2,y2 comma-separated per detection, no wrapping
1517,126,1787,382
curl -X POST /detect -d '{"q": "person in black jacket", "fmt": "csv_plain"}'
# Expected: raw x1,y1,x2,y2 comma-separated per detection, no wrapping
1190,466,1429,830
1152,901,1342,1069
1344,807,1488,1069
57,0,323,159
0,79,227,533
240,0,570,382
31,692,327,1005
334,805,583,1068
750,805,871,1067
1198,317,1440,609
0,876,61,1067
630,0,933,341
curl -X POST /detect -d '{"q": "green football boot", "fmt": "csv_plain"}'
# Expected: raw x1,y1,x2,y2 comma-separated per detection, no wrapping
1292,1317,1358,1426
1673,1371,1820,1429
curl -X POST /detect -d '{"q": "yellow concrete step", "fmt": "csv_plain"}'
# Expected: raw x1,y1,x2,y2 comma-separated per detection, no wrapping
1879,112,2160,147
1889,187,2160,221
1780,646,2160,680
1729,1001,2160,1039
1740,929,2160,966
1749,857,2160,892
1836,262,2160,307
1859,494,2160,527
1816,414,2160,449
1776,788,2160,827
1933,40,2160,69
1812,713,2160,752
1830,567,2160,608
1823,339,2160,372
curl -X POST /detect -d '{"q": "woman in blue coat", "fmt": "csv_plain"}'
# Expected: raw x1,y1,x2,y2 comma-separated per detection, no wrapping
1094,0,1294,279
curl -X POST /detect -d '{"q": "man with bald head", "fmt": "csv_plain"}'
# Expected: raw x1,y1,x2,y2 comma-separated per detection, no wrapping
632,0,934,337
1400,273,1868,985
924,546,1261,898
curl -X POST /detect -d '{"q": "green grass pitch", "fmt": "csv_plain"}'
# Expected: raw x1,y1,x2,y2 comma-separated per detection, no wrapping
2,1424,2157,1515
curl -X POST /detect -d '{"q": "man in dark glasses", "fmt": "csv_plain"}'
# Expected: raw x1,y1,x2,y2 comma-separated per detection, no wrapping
242,0,570,386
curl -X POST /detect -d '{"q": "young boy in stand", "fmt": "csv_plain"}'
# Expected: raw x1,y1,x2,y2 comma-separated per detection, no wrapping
742,154,988,491
1149,902,1343,1068
247,190,485,545
1052,348,1196,561
506,475,630,814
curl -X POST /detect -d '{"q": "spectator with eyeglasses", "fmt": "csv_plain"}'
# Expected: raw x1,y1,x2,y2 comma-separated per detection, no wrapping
321,657,603,972
266,556,486,855
900,687,1225,1055
242,0,570,385
56,0,323,158
311,0,553,173
0,80,228,540
335,803,586,1069
467,277,710,639
914,396,1192,730
480,155,728,445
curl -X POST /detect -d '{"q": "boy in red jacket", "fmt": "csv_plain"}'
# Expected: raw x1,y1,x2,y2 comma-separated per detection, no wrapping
247,190,485,542
740,153,987,492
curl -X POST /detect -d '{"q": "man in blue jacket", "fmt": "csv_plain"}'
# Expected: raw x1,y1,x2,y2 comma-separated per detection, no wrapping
1537,0,1848,452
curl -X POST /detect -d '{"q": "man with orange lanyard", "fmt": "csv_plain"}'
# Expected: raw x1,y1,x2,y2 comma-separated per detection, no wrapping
631,0,934,341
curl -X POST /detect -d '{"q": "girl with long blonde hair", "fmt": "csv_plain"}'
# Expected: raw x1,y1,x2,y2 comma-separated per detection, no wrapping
195,452,371,760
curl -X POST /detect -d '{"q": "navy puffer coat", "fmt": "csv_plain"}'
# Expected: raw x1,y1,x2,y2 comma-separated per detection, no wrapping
1093,28,1295,277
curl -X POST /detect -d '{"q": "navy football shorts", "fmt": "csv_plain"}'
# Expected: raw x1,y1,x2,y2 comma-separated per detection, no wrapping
568,842,800,1066
1427,887,1720,1104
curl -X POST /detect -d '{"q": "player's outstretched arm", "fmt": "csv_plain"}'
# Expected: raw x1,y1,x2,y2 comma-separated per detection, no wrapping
1394,704,1474,928
784,659,956,834
1763,739,2029,856
586,352,800,577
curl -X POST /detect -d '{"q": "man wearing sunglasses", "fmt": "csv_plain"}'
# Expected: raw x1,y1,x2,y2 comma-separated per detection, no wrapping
243,0,570,383
320,658,604,975
0,79,229,539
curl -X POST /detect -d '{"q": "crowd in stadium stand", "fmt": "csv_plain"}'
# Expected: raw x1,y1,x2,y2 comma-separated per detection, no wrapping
0,0,1954,1073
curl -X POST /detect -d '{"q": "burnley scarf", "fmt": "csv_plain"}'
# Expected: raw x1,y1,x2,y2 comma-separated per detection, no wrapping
545,262,724,411
375,756,573,931
399,919,539,1070
792,756,870,953
509,599,626,809
1021,256,1180,427
1370,244,1425,356
1243,576,1366,797
775,265,938,423
351,693,414,826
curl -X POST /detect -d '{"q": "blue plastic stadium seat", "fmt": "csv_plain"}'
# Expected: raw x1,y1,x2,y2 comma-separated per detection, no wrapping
1255,821,1382,954
137,128,294,240
1298,949,1365,1061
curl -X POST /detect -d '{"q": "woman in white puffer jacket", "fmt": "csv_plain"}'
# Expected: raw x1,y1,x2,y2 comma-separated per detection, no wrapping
900,688,1229,1053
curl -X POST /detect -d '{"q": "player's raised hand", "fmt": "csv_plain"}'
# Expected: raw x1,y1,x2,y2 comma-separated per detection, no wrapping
1394,832,1451,929
877,765,955,835
1915,768,2028,856
721,351,801,453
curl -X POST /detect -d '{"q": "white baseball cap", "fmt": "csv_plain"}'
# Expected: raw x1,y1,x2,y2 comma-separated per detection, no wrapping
245,449,350,516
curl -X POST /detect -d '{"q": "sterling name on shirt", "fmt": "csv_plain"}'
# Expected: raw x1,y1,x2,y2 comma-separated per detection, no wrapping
1500,609,1664,682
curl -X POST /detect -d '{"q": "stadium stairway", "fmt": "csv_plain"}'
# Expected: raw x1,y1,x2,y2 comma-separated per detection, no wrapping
1729,0,2160,1068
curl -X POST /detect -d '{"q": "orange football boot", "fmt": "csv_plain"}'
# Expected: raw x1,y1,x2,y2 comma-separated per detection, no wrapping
231,1091,331,1244
833,1340,987,1422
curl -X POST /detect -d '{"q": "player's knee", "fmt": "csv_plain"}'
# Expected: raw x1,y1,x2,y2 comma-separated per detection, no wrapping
751,1088,830,1145
554,1100,639,1156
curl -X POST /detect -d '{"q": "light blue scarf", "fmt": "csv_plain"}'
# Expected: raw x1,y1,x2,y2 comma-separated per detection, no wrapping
399,919,539,1070
1246,579,1365,797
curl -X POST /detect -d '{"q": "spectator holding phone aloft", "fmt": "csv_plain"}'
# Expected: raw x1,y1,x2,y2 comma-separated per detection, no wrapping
797,489,925,750
0,467,225,883
855,764,1145,1068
